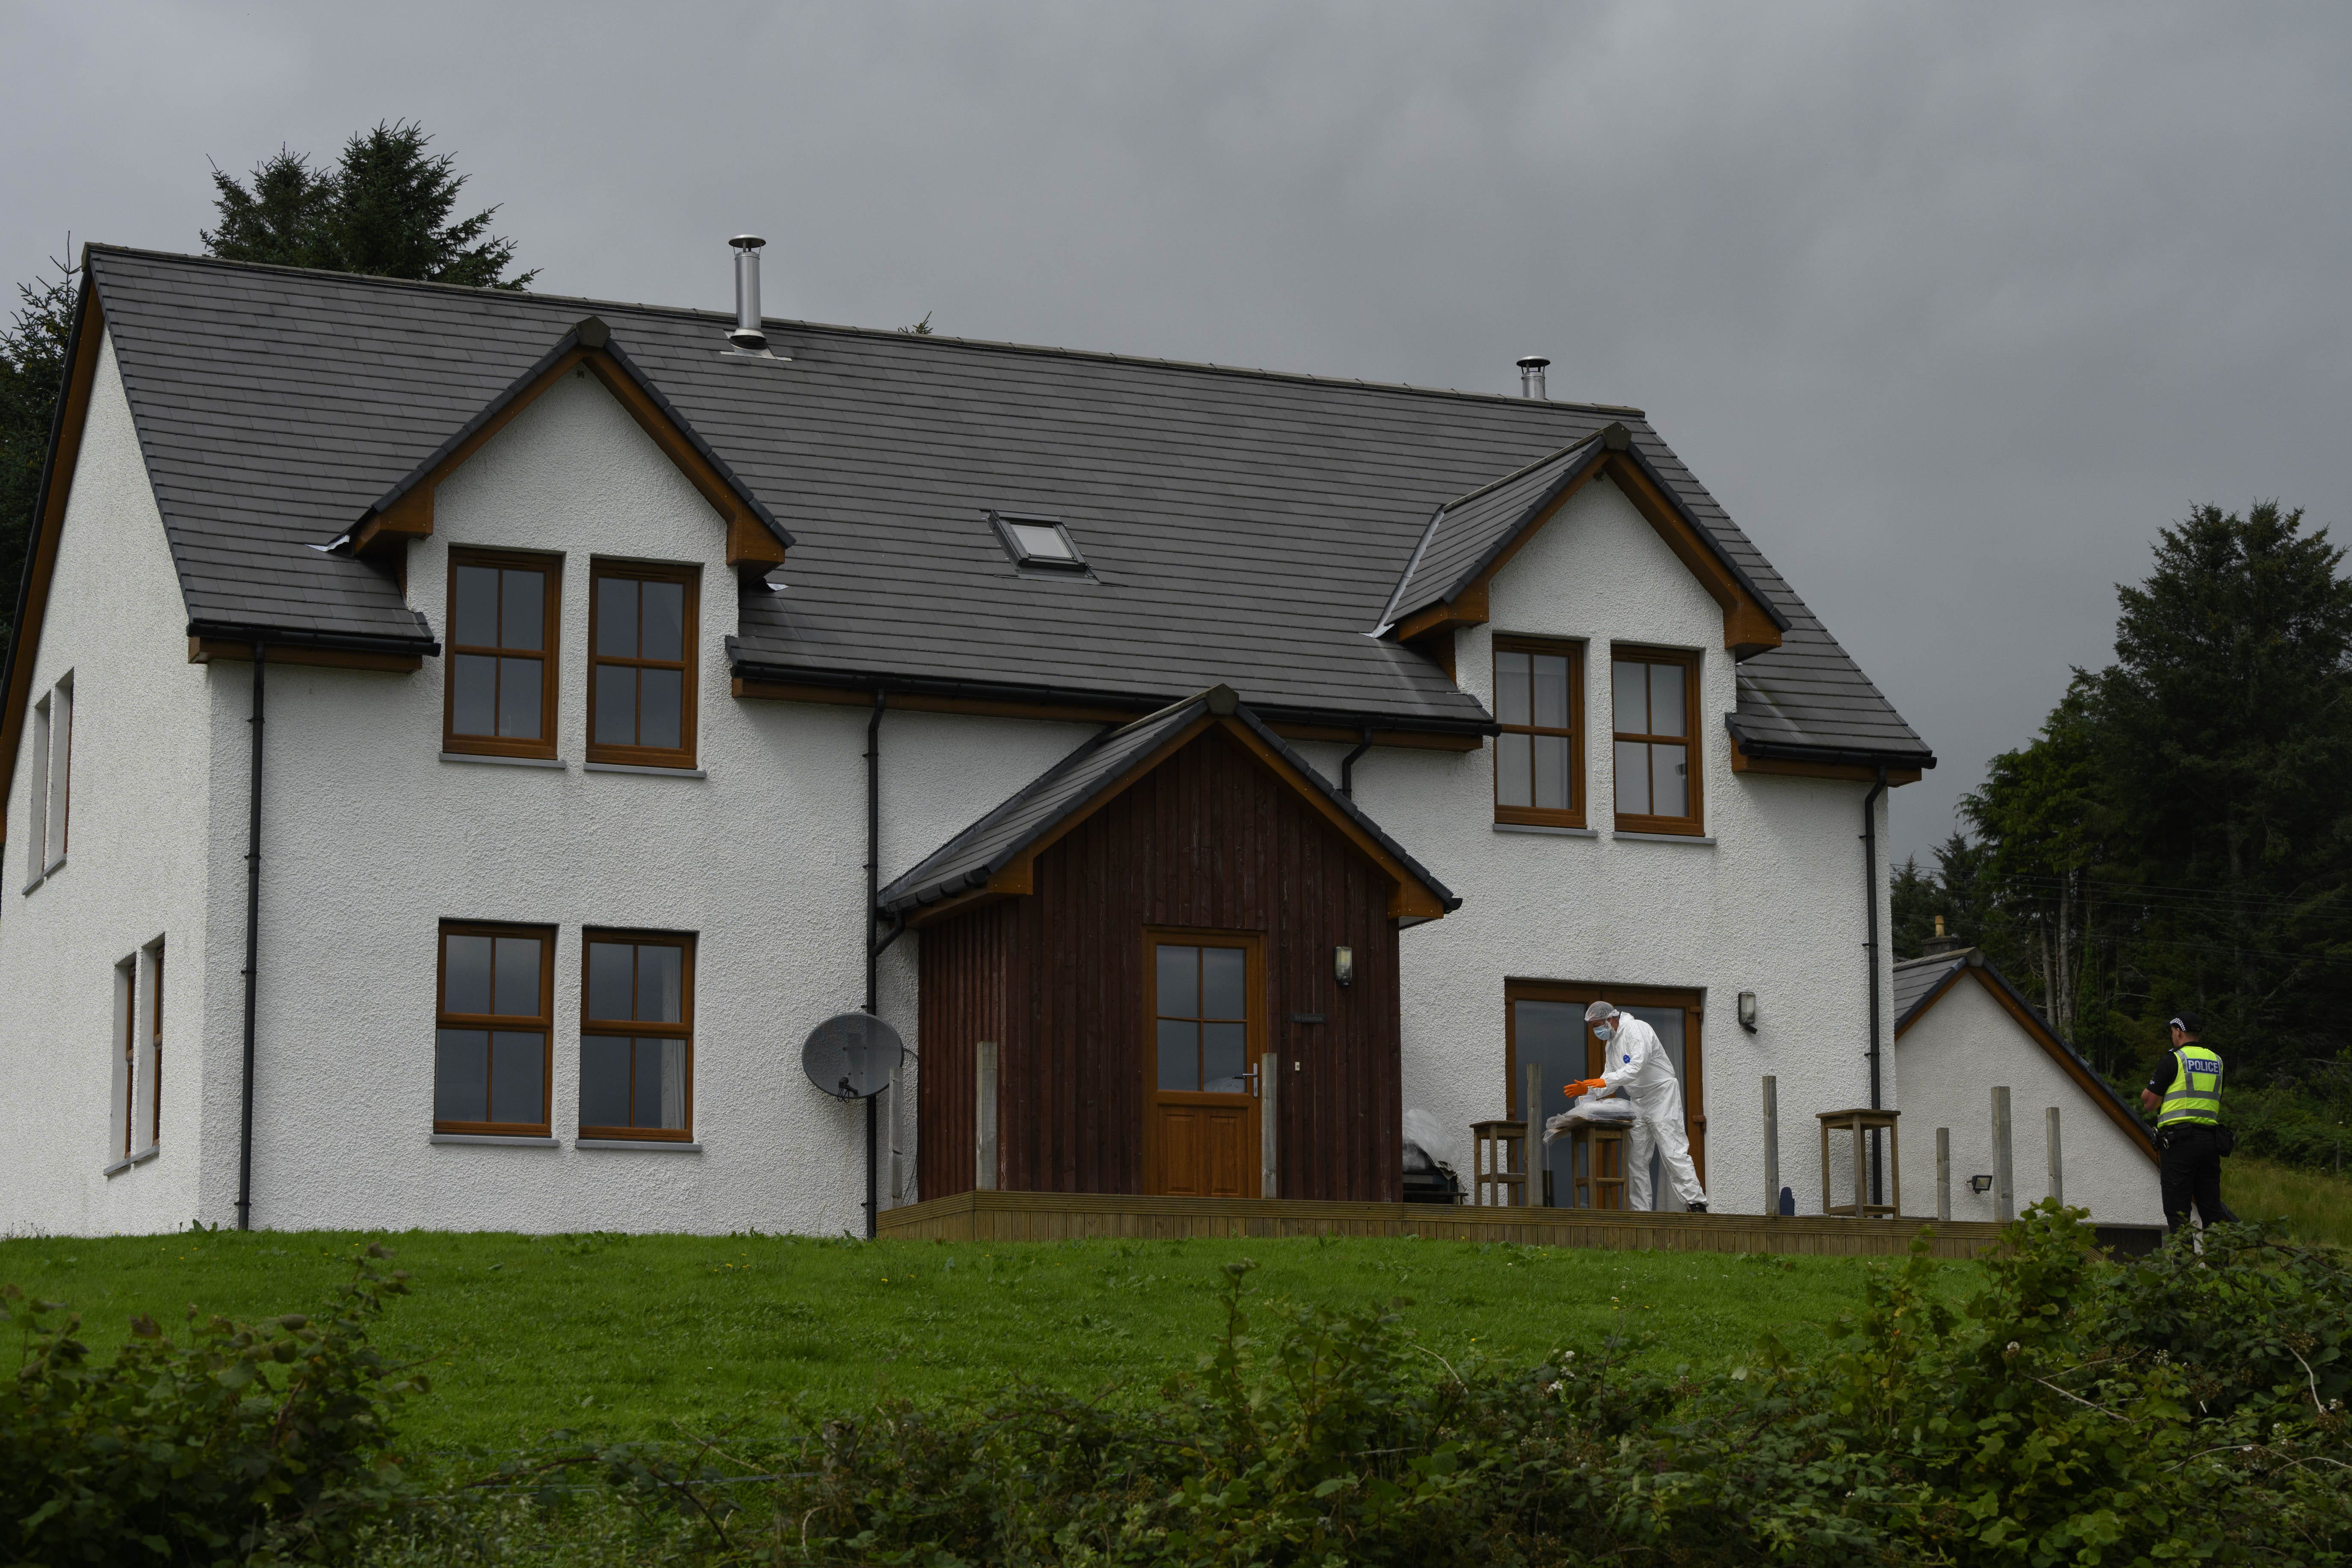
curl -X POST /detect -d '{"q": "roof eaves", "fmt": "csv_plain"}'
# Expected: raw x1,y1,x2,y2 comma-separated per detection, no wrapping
1380,433,1609,627
1725,715,1937,771
1226,702,1460,911
1612,438,1791,635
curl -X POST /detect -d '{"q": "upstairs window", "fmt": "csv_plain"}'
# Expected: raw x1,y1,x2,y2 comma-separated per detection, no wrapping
446,550,559,759
1611,647,1702,835
25,674,70,887
579,931,694,1141
434,922,554,1137
1493,637,1583,828
989,512,1088,572
589,561,698,769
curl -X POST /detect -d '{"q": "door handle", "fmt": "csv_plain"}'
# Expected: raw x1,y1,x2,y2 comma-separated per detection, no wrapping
1241,1066,1261,1096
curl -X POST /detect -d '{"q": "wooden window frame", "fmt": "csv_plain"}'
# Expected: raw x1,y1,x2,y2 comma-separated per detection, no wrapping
1503,977,1706,1197
443,547,562,760
1139,926,1266,1196
578,928,696,1142
433,920,556,1137
148,940,164,1148
1609,644,1703,836
118,954,137,1160
586,558,700,770
1492,635,1585,829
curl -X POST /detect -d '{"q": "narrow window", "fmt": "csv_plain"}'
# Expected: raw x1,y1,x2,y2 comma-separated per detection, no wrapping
445,550,560,759
1493,637,1583,828
434,922,554,1136
119,955,138,1159
579,932,694,1140
25,694,49,888
1611,648,1702,835
46,676,70,870
148,942,165,1147
588,562,698,768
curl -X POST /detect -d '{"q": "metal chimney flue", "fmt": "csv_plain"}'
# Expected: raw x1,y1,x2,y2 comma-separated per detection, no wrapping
1516,355,1550,400
727,235,768,352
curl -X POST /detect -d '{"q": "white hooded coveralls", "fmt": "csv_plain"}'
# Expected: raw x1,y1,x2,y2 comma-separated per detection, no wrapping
1591,1014,1706,1210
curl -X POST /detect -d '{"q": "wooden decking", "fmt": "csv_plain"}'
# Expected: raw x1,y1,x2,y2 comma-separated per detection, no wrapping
878,1190,2011,1258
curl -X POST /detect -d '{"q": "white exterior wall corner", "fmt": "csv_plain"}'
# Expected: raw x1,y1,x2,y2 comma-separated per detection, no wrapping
221,369,1091,1235
0,331,214,1236
1894,976,2163,1225
1339,474,1890,1216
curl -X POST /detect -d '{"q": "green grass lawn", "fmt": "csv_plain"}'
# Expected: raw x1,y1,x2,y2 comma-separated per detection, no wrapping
2225,1155,2352,1248
0,1230,1909,1453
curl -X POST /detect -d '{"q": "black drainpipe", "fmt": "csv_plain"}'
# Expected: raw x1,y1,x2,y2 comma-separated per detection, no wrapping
234,644,266,1231
863,692,886,1239
1862,762,1888,1208
1339,728,1373,799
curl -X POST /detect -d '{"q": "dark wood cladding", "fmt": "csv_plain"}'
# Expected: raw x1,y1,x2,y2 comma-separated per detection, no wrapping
917,727,1403,1203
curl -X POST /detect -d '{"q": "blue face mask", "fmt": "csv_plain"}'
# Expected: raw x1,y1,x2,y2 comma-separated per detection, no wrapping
1593,1024,1614,1042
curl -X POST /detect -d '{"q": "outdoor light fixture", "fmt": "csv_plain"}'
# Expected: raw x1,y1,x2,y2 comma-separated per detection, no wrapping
1968,1174,1994,1195
1737,991,1759,1033
1334,945,1354,986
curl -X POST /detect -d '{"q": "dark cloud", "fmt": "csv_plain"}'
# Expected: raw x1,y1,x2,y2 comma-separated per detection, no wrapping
7,2,2349,857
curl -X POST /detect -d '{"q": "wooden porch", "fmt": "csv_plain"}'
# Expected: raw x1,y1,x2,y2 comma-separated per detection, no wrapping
878,1189,2013,1258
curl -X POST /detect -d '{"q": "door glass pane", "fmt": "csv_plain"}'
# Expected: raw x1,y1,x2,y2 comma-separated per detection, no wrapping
1649,662,1686,737
1203,1022,1248,1093
640,581,685,661
580,1034,631,1128
491,936,541,1016
1623,1005,1687,1212
1513,1001,1587,1207
452,655,498,736
1201,947,1246,1020
443,936,493,1014
639,669,683,750
435,1029,488,1122
1612,660,1647,733
1652,744,1688,818
501,569,544,651
638,945,683,1022
1496,732,1531,807
656,1038,688,1129
587,942,634,1022
454,565,500,647
1494,650,1530,727
596,577,638,656
1614,740,1651,816
595,666,637,745
497,657,542,738
490,1031,544,1123
1533,653,1569,730
632,1036,663,1128
1155,945,1197,1016
1156,1020,1199,1090
1534,735,1569,810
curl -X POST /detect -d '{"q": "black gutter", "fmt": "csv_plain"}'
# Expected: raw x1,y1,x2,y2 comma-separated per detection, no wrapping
1725,717,1935,773
187,620,441,659
1339,728,1373,799
234,644,266,1230
863,691,886,1241
1862,763,1888,1208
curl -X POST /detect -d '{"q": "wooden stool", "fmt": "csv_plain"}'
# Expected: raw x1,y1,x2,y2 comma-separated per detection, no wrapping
1566,1126,1629,1210
1817,1108,1900,1217
1471,1118,1529,1207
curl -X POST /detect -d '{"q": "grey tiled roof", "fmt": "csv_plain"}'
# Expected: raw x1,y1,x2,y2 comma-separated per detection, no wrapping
878,686,1458,918
1893,951,1968,1030
80,245,1929,761
1378,435,1604,628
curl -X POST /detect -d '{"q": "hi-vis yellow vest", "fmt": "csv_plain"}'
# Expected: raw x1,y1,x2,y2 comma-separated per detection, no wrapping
2159,1045,2224,1126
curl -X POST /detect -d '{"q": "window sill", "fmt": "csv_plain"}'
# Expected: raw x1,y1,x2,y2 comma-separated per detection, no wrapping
1494,823,1599,839
575,1137,703,1152
103,1146,160,1177
1612,830,1717,846
429,1133,560,1147
24,856,63,895
441,750,568,770
583,762,706,779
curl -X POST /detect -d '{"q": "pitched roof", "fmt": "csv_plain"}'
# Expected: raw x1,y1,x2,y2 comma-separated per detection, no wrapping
877,685,1458,921
61,244,1928,760
1893,950,1967,1028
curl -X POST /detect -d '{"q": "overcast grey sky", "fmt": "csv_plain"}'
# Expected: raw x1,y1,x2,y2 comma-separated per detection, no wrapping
7,2,2349,861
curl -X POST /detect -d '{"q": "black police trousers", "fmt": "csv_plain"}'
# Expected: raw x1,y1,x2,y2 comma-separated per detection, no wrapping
2158,1123,2236,1232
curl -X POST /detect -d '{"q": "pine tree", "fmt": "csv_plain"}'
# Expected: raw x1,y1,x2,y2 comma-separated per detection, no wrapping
0,257,78,649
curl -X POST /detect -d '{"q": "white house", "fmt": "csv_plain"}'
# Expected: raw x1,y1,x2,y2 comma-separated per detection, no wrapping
2,241,1999,1238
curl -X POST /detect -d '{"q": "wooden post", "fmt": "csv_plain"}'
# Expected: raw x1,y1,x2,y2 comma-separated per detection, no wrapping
1523,1062,1543,1207
1850,1114,1866,1219
1761,1075,1779,1219
1819,1115,1833,1217
2046,1106,2062,1206
1260,1051,1279,1199
1991,1086,2013,1221
1936,1127,1950,1222
975,1041,999,1193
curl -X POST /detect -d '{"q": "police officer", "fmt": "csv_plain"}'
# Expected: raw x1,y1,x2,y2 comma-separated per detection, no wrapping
2139,1011,2236,1233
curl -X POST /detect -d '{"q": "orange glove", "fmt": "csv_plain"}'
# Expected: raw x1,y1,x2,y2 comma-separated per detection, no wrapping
1563,1078,1605,1098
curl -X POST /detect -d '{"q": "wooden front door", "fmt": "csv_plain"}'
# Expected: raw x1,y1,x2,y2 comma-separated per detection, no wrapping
1146,932,1262,1197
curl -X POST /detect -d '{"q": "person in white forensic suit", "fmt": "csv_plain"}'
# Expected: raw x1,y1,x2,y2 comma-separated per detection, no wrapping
1566,1000,1708,1212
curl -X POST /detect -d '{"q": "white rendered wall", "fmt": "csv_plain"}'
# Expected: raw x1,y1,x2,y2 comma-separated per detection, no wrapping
1305,474,1895,1216
1893,976,2163,1225
0,333,215,1236
214,369,1090,1235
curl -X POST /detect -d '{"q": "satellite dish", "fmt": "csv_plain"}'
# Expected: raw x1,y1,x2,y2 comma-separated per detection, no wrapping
802,1012,904,1100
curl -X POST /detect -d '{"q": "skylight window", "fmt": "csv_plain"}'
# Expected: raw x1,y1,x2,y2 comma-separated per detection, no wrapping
990,512,1087,572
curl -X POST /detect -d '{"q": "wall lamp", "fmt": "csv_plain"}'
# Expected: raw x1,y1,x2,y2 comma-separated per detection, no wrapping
1334,945,1354,986
1737,991,1758,1033
1968,1174,1995,1195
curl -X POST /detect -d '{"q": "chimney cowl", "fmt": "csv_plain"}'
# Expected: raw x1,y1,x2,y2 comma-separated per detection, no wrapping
1516,355,1550,399
726,235,774,355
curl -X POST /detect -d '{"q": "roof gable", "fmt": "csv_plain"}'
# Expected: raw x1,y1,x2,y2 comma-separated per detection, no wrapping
878,685,1458,926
